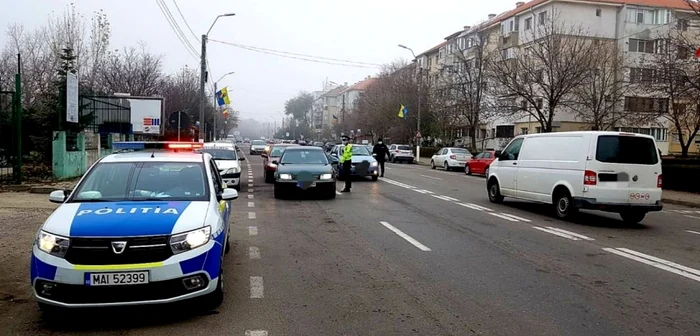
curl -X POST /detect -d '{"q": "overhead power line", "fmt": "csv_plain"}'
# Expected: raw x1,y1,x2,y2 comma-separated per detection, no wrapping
155,0,200,61
172,0,200,42
208,39,382,68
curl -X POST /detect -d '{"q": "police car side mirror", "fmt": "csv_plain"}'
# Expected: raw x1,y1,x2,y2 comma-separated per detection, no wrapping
49,190,66,203
220,188,238,201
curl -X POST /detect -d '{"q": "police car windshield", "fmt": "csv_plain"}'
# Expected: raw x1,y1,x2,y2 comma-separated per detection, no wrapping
202,148,237,160
72,162,209,202
280,149,328,164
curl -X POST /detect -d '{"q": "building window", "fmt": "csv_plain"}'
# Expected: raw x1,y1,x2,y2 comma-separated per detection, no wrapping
535,127,542,133
501,48,514,59
629,39,667,54
496,125,515,138
521,127,529,135
678,19,689,31
538,11,547,25
637,10,644,23
617,127,667,141
536,98,544,109
596,8,602,17
629,68,659,83
525,17,532,30
624,97,669,113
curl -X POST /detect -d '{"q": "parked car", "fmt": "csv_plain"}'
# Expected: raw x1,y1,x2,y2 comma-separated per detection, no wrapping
430,147,472,171
465,150,496,176
487,131,662,224
388,144,414,163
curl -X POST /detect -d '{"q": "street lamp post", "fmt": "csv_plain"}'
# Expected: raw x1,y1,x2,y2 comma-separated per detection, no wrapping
398,44,422,162
199,13,235,142
213,71,235,141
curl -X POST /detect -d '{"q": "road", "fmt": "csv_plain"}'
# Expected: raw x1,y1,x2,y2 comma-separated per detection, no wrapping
2,146,700,335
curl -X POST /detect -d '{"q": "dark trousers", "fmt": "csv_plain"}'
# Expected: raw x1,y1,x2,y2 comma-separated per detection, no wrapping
342,161,352,190
378,160,385,176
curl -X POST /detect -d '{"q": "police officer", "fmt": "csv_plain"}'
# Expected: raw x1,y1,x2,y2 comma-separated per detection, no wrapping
340,136,353,192
372,138,390,177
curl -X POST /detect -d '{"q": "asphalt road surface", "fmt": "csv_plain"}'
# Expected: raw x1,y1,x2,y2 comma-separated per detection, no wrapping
3,145,700,335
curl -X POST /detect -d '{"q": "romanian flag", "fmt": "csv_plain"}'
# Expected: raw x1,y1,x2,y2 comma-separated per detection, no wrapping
216,87,230,106
397,104,408,118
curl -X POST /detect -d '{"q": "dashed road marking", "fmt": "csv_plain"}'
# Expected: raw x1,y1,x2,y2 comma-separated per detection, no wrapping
499,213,532,222
685,215,700,220
248,246,261,259
248,226,258,235
250,276,264,298
248,183,254,187
604,247,700,282
431,195,456,202
533,226,593,240
463,203,492,212
248,179,254,183
420,174,442,180
379,221,431,251
687,230,700,235
382,178,416,189
413,189,433,194
489,213,520,222
248,194,254,199
248,212,256,219
245,331,268,336
248,202,255,207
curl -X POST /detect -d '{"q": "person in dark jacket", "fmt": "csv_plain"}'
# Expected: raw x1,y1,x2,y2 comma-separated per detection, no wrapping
372,138,390,177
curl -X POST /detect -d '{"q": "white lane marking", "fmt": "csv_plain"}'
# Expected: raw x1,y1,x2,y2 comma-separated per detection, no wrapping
442,195,459,201
685,215,700,220
248,194,254,199
431,195,455,202
413,189,434,194
381,178,416,189
248,212,256,219
466,203,493,212
248,246,261,259
420,174,442,180
533,226,581,240
248,226,258,235
603,248,700,282
673,210,694,214
335,190,342,195
248,183,254,187
245,331,268,336
248,179,254,183
544,227,594,240
248,202,255,208
386,167,392,170
686,230,700,235
458,203,485,211
499,213,532,222
250,276,264,298
379,221,431,251
489,213,521,222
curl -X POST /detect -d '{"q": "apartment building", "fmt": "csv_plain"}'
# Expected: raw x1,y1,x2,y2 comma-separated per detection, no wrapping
317,85,346,130
336,77,376,121
417,0,696,154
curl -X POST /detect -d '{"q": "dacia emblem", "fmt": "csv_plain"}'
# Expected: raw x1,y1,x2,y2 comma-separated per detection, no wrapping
111,241,127,254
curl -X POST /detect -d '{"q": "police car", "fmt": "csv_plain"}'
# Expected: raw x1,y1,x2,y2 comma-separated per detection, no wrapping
31,142,238,312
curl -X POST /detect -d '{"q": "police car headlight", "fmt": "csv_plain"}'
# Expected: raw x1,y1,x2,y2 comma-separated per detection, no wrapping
320,173,333,180
170,226,211,254
370,161,378,167
36,231,70,258
279,173,292,180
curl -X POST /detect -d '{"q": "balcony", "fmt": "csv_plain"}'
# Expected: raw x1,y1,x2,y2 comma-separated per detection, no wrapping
499,31,519,49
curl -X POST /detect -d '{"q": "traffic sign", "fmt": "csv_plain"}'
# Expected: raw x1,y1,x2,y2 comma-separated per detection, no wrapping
416,131,422,138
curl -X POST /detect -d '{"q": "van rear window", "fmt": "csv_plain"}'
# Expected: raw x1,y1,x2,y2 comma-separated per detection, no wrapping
595,135,658,165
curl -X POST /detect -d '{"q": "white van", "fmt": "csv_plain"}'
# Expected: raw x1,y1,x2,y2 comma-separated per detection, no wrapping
487,131,663,224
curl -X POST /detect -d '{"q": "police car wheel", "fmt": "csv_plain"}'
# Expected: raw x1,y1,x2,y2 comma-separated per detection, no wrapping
202,257,225,310
225,233,231,254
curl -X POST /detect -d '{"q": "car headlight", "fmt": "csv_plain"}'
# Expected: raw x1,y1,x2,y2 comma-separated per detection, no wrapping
320,173,333,180
370,161,378,167
36,231,70,258
222,167,239,175
279,173,292,180
170,226,211,254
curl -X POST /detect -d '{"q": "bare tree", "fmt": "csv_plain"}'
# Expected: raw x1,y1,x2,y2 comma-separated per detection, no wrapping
642,25,700,157
85,9,111,92
99,43,164,96
489,19,597,132
569,40,639,130
441,28,491,149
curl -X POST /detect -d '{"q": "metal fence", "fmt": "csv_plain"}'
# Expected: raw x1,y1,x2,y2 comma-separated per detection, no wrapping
0,90,18,184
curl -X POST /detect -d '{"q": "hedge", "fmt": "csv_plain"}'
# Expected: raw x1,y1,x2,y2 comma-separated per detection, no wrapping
661,158,700,193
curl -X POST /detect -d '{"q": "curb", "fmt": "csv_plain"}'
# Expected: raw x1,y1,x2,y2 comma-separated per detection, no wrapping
662,198,700,209
30,186,59,194
4,185,31,192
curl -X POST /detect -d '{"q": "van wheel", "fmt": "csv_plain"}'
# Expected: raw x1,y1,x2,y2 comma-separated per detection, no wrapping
487,179,504,203
430,160,436,169
620,211,646,224
553,189,578,219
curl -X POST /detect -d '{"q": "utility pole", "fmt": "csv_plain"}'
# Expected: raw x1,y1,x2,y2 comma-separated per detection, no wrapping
213,81,217,141
199,34,207,143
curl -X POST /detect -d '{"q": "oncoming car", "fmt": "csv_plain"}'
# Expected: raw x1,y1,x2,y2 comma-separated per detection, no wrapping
31,142,238,313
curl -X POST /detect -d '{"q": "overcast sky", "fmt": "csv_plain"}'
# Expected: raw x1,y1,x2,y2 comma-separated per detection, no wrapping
0,0,515,125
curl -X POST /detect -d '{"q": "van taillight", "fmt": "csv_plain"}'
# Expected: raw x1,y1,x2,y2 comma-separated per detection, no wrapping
584,170,597,185
657,174,663,188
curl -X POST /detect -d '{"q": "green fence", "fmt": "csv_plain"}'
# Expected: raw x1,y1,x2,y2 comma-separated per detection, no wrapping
0,89,19,184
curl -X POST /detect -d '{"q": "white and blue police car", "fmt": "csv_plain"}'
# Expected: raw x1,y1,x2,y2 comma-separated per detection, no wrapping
31,142,238,312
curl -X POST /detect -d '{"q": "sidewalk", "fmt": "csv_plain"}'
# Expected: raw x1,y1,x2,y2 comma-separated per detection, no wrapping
410,160,700,208
0,179,77,194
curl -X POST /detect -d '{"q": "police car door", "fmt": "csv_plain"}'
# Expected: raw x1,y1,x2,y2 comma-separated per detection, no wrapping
208,159,231,225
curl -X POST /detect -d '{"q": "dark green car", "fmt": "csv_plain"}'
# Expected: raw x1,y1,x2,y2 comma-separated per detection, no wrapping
273,146,338,199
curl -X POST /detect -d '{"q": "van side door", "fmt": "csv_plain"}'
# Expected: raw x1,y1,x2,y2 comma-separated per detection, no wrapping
495,138,524,197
